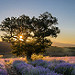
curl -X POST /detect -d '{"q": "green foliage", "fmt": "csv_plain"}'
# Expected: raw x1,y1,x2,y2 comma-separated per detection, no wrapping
0,12,60,60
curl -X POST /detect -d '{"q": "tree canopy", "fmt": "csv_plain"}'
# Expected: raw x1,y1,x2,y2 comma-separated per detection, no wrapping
0,12,60,60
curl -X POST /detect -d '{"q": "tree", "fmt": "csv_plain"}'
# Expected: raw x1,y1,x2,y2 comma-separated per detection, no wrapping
0,12,60,60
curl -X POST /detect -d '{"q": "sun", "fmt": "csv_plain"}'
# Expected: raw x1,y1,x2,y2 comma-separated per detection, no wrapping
19,35,23,41
20,35,23,39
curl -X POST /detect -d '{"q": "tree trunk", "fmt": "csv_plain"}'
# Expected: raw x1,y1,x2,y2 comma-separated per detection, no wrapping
26,54,32,61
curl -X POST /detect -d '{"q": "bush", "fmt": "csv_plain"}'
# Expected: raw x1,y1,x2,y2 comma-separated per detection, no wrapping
55,63,74,75
30,60,66,70
71,68,75,75
0,62,8,75
31,54,43,61
29,60,49,68
13,60,75,75
13,60,62,75
0,69,7,75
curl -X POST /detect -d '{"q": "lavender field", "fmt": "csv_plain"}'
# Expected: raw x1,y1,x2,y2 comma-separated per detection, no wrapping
0,56,75,75
0,0,75,75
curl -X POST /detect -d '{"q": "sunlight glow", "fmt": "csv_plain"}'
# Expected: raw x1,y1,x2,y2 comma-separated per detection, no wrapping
19,35,23,41
30,32,34,36
20,35,23,39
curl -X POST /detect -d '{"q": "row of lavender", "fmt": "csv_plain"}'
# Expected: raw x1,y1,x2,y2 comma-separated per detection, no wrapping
29,60,75,75
0,61,8,75
13,60,75,75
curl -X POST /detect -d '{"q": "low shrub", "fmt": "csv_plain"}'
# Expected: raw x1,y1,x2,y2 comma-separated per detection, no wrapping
71,68,75,75
0,62,8,75
12,60,75,75
54,63,74,75
29,60,48,68
30,60,66,70
31,54,43,61
0,69,8,75
13,60,62,75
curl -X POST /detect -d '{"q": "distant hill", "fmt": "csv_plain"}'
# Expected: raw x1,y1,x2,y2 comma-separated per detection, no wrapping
52,42,75,47
0,41,16,58
44,46,75,57
0,41,75,58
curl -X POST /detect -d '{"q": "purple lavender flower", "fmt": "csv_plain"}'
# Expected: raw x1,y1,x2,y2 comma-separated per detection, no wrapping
71,68,75,75
29,60,49,68
13,60,75,75
40,72,63,75
0,69,8,75
55,63,74,75
0,62,8,75
13,60,25,68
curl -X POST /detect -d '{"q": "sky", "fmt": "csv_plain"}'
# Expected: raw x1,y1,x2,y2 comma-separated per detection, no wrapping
0,0,75,47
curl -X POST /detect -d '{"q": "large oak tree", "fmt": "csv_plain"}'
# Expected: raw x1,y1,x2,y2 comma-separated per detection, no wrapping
0,12,60,60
